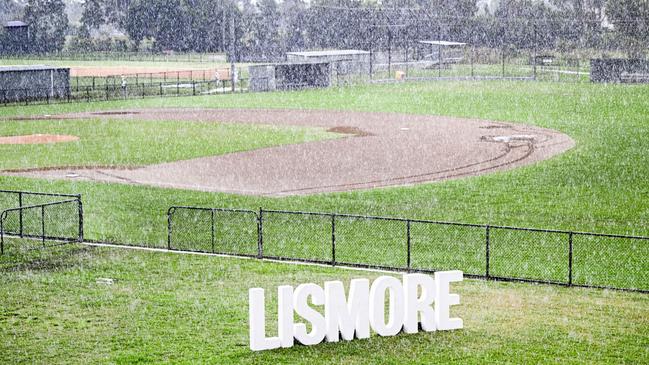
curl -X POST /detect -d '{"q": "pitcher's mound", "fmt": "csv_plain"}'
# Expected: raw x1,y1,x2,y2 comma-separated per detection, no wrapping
0,134,79,145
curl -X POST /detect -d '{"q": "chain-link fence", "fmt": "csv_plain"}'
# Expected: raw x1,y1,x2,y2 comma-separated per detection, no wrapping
0,69,248,107
168,206,648,293
0,190,83,254
167,206,259,257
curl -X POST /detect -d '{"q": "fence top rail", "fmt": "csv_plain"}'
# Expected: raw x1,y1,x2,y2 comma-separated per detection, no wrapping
168,206,258,216
1,198,80,218
179,206,649,242
0,189,81,199
262,208,487,227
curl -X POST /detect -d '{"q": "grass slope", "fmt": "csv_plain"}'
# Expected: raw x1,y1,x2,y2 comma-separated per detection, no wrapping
0,245,646,364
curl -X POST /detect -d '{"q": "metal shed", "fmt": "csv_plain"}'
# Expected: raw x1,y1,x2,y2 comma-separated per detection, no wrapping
3,21,29,53
0,65,70,102
249,62,332,92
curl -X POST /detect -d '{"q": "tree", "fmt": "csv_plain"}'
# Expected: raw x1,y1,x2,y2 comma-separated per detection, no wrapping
280,0,308,52
248,0,282,60
124,0,154,49
23,0,69,52
606,0,649,57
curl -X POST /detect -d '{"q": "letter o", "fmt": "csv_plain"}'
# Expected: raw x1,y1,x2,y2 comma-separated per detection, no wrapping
369,276,405,336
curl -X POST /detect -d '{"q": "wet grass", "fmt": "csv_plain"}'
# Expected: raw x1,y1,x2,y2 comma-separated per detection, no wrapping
1,80,647,290
0,80,647,362
0,118,338,170
1,80,647,234
0,245,646,364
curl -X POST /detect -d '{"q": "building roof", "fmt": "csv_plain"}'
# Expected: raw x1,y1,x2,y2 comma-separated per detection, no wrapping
286,50,370,58
249,61,332,69
5,20,28,28
0,65,69,72
418,40,467,46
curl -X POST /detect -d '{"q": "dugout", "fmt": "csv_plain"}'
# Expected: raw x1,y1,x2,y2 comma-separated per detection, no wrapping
0,65,70,102
286,50,370,75
249,62,331,92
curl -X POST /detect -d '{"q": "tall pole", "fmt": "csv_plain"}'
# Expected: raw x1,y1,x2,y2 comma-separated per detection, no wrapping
388,28,392,77
230,8,236,93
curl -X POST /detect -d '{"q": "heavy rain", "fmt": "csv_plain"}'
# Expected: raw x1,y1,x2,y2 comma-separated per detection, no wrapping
0,0,647,363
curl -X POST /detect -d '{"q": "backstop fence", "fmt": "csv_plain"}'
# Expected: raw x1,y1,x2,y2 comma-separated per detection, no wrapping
167,206,648,293
0,190,83,254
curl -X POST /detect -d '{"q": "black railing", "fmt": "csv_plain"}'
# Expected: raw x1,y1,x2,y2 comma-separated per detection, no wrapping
0,190,83,254
0,78,248,107
167,206,649,293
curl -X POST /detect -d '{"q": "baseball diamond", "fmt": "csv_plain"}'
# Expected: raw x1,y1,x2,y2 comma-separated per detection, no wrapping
3,108,574,195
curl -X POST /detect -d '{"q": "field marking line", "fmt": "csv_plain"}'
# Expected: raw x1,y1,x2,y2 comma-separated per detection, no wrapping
80,241,398,275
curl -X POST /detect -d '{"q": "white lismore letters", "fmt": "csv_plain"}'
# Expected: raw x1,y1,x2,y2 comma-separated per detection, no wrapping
249,271,463,351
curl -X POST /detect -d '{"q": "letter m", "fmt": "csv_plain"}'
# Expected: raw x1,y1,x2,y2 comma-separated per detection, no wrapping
324,279,370,342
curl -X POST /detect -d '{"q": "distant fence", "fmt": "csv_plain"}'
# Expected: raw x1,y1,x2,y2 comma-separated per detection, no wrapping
0,51,226,63
0,190,83,254
167,206,649,293
0,70,247,107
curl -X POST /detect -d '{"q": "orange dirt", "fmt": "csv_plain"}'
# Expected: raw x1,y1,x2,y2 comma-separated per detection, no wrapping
0,134,79,145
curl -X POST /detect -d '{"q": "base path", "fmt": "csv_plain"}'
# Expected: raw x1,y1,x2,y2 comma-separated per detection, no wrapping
5,108,575,196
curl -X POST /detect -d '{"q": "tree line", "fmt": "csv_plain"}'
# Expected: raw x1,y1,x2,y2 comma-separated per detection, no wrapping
1,0,647,59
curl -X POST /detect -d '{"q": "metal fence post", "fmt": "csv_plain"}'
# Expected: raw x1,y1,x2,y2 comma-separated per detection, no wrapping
41,205,45,247
406,220,411,271
18,191,23,237
257,208,263,258
485,225,491,278
167,208,174,250
0,218,4,254
211,209,215,253
77,196,84,243
568,232,574,286
331,214,336,266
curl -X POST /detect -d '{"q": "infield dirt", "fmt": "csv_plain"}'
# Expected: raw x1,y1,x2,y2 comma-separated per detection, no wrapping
3,108,575,196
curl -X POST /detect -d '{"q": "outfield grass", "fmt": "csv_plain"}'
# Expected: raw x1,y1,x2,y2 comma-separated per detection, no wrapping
0,80,647,235
0,244,646,364
0,118,338,170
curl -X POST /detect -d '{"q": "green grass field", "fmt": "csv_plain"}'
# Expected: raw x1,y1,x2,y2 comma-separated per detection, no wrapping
1,81,647,235
0,244,646,364
0,79,647,363
0,118,337,170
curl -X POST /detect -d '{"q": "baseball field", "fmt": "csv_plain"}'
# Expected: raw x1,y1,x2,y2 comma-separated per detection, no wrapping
0,77,647,363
